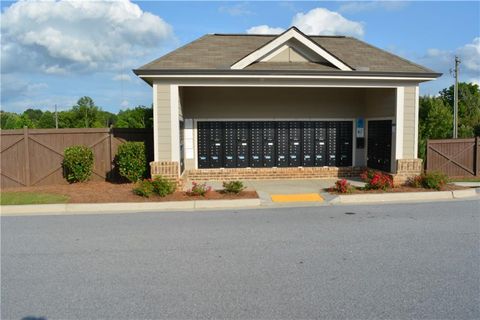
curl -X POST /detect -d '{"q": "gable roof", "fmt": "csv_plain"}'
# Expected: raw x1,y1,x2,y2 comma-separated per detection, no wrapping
134,27,440,78
230,27,352,71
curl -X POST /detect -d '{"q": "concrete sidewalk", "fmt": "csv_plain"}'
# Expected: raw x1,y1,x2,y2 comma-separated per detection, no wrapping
184,178,365,206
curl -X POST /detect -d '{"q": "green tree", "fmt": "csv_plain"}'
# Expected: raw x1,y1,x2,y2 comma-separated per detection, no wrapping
71,96,102,128
418,96,453,159
439,82,480,138
37,111,56,128
22,108,43,124
115,106,153,128
1,111,22,129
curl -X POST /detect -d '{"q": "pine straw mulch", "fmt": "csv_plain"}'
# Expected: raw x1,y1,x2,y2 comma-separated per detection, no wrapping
328,183,468,195
2,181,258,203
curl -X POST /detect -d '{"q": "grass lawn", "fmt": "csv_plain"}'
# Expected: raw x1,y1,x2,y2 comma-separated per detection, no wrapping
450,178,480,182
1,192,69,205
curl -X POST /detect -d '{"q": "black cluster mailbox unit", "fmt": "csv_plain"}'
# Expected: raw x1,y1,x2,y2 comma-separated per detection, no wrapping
197,121,353,169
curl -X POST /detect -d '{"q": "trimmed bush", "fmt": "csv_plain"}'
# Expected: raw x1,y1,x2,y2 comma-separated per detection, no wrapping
132,179,154,197
187,182,212,196
360,170,394,191
116,142,146,182
63,145,94,183
329,179,355,194
408,171,448,190
222,180,245,194
151,176,176,197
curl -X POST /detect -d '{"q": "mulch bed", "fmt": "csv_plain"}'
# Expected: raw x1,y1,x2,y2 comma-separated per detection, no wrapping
2,181,258,203
328,184,467,195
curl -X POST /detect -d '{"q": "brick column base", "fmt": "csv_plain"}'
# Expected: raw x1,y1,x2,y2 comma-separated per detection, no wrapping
393,159,423,185
150,161,182,189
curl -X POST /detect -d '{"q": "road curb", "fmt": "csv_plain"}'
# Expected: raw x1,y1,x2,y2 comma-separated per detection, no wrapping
330,188,479,205
0,198,261,216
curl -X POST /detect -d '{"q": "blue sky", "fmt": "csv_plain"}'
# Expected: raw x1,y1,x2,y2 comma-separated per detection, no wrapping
1,1,479,113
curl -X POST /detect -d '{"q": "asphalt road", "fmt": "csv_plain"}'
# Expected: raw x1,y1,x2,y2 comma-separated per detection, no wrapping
2,200,479,319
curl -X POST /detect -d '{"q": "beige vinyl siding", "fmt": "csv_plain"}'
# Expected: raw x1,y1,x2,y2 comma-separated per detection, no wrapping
156,85,172,161
183,87,396,119
403,86,416,158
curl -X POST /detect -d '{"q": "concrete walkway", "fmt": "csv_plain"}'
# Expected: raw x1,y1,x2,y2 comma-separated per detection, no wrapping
184,178,365,206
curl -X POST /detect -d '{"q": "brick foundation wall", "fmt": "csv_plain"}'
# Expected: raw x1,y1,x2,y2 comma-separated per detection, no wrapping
185,166,365,181
393,159,423,184
150,161,183,189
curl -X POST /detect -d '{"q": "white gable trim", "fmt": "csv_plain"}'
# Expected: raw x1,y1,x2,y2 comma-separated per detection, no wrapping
231,28,352,71
260,44,290,62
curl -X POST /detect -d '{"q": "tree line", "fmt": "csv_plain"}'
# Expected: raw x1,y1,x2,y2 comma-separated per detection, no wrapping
419,82,480,158
0,96,153,130
1,83,479,158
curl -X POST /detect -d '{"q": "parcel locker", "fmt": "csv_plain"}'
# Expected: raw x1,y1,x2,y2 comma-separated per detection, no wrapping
314,121,327,166
263,122,276,167
288,121,301,166
224,122,237,168
327,121,338,166
250,121,263,167
209,122,223,168
302,121,315,166
236,121,249,167
338,121,353,167
276,122,289,167
197,122,210,168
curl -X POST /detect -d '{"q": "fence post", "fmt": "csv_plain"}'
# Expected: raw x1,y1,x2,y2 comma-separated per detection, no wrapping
476,136,479,177
109,125,114,173
23,126,30,186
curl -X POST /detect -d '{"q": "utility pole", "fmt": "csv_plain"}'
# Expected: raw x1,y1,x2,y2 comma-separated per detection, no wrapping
54,104,58,129
453,56,460,138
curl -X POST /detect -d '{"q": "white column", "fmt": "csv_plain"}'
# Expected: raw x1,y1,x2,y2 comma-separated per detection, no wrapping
170,84,180,162
395,86,404,161
152,82,159,162
414,85,419,159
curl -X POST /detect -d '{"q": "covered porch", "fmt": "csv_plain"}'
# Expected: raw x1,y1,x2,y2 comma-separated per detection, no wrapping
150,83,422,183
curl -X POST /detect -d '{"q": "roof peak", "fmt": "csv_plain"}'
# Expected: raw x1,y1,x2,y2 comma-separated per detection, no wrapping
211,33,346,38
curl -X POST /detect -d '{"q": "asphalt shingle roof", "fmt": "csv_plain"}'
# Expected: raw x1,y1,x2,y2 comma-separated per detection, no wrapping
136,33,437,75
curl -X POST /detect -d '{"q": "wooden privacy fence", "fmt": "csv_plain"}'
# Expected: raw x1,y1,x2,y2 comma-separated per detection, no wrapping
0,127,153,188
426,137,480,178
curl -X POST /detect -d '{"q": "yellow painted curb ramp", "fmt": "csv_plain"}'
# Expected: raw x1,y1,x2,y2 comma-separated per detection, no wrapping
271,193,324,203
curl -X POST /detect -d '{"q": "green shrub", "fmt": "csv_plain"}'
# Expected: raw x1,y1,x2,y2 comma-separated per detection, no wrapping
187,181,212,196
329,179,355,193
360,170,394,191
222,180,245,194
414,171,448,190
151,176,176,197
132,179,154,197
63,145,94,183
116,142,146,182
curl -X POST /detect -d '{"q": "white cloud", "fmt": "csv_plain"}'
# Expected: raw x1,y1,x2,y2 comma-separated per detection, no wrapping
246,25,285,35
245,8,364,37
457,37,480,72
113,74,132,81
418,38,480,75
219,3,253,16
292,8,364,37
1,0,173,75
338,1,408,14
1,75,48,103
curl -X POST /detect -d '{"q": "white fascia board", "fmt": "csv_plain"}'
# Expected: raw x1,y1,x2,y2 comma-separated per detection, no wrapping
230,28,352,71
139,74,436,81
